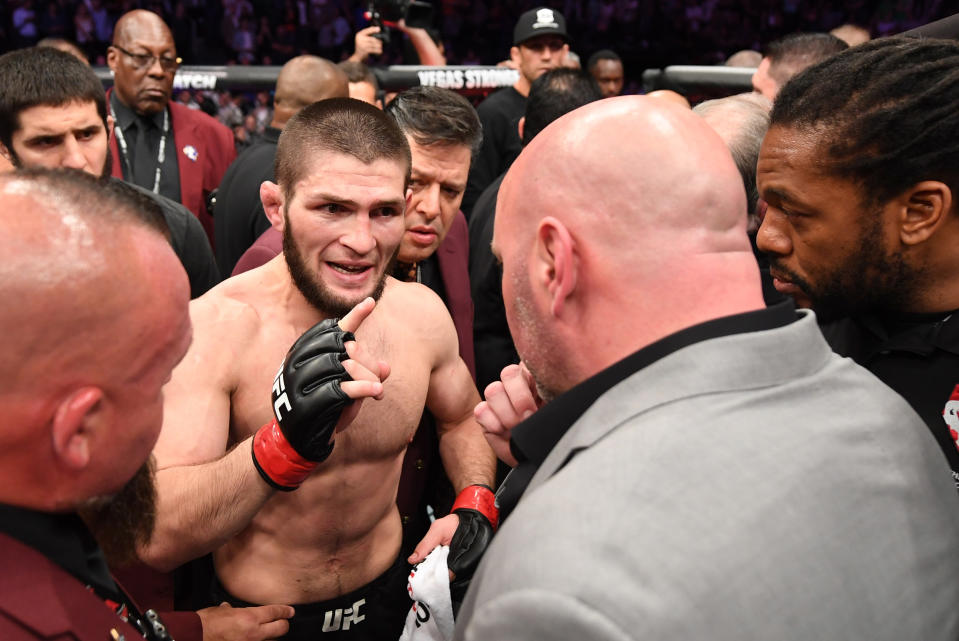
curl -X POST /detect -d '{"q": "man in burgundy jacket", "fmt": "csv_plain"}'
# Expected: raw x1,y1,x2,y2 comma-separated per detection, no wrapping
0,170,206,641
232,87,482,550
107,10,235,248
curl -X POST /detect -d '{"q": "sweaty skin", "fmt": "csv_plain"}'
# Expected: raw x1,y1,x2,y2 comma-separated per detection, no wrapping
151,150,491,605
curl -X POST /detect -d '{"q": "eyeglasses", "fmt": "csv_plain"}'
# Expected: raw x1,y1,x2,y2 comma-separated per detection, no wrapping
112,45,182,72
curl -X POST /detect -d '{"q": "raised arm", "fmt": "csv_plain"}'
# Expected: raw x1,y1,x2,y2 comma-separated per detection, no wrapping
142,297,385,571
423,294,495,494
407,291,496,588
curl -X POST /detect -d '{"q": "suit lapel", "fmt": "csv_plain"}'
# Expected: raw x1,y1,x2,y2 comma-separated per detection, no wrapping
527,312,830,493
170,103,203,216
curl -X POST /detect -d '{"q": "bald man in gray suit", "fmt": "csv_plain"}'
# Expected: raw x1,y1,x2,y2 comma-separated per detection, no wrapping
456,95,959,641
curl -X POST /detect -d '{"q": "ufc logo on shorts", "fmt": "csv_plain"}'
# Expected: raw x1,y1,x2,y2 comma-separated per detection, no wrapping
272,369,291,419
321,598,366,632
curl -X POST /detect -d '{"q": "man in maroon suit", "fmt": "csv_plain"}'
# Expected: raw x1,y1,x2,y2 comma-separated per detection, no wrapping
107,9,235,247
0,171,186,640
0,170,295,641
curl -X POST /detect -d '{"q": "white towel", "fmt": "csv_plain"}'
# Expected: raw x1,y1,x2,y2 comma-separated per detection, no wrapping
398,545,454,641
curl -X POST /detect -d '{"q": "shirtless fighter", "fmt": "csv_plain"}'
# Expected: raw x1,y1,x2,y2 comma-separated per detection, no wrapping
144,98,497,639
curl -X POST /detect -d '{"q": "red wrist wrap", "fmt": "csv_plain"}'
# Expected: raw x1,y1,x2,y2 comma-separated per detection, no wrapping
251,420,317,491
452,484,499,530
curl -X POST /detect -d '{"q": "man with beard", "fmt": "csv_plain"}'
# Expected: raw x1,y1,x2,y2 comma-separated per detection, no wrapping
455,95,959,640
107,9,235,247
147,99,496,639
756,37,959,489
230,88,491,575
0,169,199,640
0,45,219,298
214,55,349,277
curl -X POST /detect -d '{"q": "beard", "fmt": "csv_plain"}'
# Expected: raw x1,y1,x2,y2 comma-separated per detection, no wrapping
283,211,395,317
77,456,156,568
770,214,923,323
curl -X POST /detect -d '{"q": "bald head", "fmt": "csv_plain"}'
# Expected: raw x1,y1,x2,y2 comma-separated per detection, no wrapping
0,170,182,381
494,96,763,397
646,89,691,109
0,169,190,510
500,95,747,258
108,10,178,115
272,56,350,128
113,9,172,46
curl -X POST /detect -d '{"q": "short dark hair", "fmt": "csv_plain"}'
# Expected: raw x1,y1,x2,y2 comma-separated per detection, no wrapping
764,33,848,85
771,36,959,208
587,49,621,71
385,86,482,156
523,68,602,146
0,47,107,152
275,97,411,200
338,60,379,89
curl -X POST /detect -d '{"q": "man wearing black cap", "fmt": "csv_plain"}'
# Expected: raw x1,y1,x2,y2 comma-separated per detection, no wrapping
461,7,569,216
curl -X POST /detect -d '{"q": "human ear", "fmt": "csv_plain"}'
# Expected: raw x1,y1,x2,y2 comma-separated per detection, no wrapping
509,46,521,66
534,216,577,317
51,387,103,471
106,46,119,73
260,181,285,230
897,180,952,246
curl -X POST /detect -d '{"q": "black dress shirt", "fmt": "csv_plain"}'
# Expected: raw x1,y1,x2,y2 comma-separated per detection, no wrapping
111,93,181,203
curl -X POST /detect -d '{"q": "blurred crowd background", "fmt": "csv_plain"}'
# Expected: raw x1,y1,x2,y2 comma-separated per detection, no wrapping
2,0,950,148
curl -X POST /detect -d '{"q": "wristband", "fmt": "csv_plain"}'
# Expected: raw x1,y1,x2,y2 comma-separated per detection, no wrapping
452,484,499,530
251,420,319,491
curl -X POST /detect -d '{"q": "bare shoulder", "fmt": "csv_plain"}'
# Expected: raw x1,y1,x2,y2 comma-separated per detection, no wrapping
379,277,453,334
183,262,288,372
374,278,459,369
190,272,265,342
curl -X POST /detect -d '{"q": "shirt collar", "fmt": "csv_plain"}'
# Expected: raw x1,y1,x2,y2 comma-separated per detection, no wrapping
849,309,959,358
0,503,119,599
262,126,282,144
110,92,165,131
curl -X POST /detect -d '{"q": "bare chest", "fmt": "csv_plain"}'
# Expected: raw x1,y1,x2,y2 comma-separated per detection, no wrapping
229,319,433,460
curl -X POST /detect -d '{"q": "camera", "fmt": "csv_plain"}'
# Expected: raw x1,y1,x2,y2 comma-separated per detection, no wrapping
367,0,434,43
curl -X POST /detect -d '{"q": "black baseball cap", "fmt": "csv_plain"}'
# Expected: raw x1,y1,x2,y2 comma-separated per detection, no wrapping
513,7,569,46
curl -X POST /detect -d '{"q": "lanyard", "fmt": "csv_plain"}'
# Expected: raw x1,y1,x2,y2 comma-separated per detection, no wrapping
111,105,169,195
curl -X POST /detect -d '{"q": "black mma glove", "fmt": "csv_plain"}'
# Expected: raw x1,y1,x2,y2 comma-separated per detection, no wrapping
448,484,499,595
252,318,354,491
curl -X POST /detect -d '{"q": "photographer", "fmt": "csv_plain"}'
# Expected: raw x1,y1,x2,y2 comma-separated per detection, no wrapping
349,1,445,66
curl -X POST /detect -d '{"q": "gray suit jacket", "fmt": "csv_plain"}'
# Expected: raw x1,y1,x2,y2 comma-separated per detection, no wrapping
455,311,959,640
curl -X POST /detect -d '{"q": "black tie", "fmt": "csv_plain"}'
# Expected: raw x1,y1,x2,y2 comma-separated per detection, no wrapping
132,117,155,189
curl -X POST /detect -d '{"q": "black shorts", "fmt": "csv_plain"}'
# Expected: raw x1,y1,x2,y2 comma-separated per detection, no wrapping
210,556,411,640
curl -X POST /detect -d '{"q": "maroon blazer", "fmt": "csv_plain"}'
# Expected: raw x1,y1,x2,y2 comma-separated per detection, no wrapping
0,533,201,641
108,90,236,248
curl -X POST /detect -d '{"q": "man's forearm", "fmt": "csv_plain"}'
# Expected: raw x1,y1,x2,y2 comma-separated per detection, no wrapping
140,437,273,571
439,421,497,492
